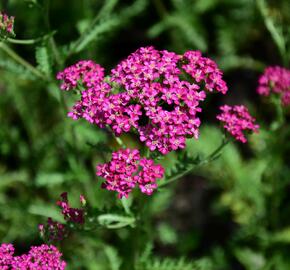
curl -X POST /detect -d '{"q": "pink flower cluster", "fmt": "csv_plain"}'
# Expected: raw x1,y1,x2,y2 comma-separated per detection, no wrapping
0,243,66,269
0,12,14,36
257,66,290,106
96,148,165,198
182,50,228,94
56,60,104,90
57,192,85,224
217,105,259,143
39,218,67,242
39,193,85,242
57,46,228,154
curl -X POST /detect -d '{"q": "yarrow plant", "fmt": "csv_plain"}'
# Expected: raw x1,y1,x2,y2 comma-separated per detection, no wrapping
56,46,260,200
0,11,15,38
257,66,290,106
0,243,66,269
0,10,261,264
57,46,228,154
217,105,259,143
96,148,165,198
1,0,290,268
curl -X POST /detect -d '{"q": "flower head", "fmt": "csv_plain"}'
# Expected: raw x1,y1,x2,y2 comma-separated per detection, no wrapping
57,192,85,224
39,193,86,242
257,66,290,106
217,105,259,143
57,60,105,91
58,46,228,154
0,12,15,37
39,218,68,242
96,148,165,198
0,243,14,268
0,243,66,269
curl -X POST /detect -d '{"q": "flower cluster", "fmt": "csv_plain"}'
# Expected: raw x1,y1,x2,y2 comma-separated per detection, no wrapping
56,60,105,91
257,66,290,106
96,148,165,198
182,50,228,94
39,218,67,242
0,243,66,269
0,12,14,37
39,193,85,242
217,105,259,143
58,46,228,154
57,192,85,224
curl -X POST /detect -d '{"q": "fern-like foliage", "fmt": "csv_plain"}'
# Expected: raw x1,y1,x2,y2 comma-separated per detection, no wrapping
165,150,202,181
35,45,52,76
139,257,213,270
65,0,147,56
149,0,208,51
0,59,36,80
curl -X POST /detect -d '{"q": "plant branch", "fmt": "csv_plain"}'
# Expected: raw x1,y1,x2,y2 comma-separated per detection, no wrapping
3,32,56,45
106,126,126,148
66,0,118,58
256,0,288,65
43,0,63,68
159,138,230,187
0,42,47,80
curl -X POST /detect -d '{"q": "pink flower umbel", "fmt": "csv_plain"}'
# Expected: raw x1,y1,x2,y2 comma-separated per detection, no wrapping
96,148,165,198
0,12,15,37
0,243,66,269
57,60,105,90
39,218,67,242
57,192,85,224
39,193,86,242
257,66,290,106
217,105,259,143
58,46,228,154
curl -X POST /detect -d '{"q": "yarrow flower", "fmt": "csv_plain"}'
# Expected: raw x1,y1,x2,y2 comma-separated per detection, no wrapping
39,218,67,242
257,66,290,106
56,60,105,90
57,46,228,154
96,148,165,198
0,243,66,269
0,11,15,37
57,192,85,224
217,105,259,143
39,193,85,242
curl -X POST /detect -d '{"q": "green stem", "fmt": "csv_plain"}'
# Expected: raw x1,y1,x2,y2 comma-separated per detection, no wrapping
5,38,40,45
114,136,126,148
43,0,63,68
204,137,230,163
270,95,285,130
159,138,230,187
107,126,126,148
256,0,288,66
66,0,118,58
0,42,47,80
4,31,56,45
152,0,181,51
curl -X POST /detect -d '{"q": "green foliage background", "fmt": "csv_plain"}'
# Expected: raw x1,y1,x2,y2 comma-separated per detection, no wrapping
0,0,290,269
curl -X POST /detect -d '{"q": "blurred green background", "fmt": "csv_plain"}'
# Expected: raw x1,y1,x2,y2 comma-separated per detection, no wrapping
0,0,290,269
